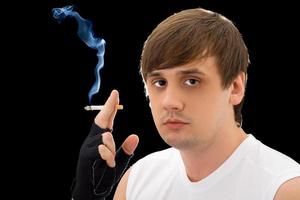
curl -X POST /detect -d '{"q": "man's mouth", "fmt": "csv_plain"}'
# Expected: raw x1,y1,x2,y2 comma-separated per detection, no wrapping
163,118,189,130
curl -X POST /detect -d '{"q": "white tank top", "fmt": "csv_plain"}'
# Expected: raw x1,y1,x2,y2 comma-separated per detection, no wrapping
127,134,300,200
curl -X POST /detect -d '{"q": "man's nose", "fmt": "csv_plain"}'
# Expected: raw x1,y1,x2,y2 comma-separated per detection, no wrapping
162,86,184,112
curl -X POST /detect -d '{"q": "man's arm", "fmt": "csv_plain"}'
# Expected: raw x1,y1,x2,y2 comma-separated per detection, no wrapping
274,176,300,200
113,168,132,200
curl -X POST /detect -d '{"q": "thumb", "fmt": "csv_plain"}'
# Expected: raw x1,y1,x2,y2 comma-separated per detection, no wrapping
122,134,139,155
114,134,139,184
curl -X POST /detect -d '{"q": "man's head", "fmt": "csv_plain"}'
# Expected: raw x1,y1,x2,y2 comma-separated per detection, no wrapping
140,8,249,126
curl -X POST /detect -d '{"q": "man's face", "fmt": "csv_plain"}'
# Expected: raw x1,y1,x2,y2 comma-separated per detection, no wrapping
145,57,234,150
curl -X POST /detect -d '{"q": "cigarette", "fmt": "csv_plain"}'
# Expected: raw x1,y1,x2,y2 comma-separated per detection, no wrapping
84,105,123,111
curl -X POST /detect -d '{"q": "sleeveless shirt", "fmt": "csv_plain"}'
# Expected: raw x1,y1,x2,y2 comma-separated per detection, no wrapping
127,135,300,200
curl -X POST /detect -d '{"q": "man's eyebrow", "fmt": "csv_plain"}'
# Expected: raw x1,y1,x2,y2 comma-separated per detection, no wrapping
146,71,162,78
146,67,207,78
179,68,207,76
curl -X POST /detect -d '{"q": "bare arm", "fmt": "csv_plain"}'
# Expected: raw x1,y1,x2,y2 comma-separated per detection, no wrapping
113,168,132,200
274,176,300,200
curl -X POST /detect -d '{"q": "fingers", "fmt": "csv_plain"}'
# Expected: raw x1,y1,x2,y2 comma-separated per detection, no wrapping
114,135,139,182
98,132,116,167
98,133,139,167
102,132,116,154
122,134,139,155
95,90,120,129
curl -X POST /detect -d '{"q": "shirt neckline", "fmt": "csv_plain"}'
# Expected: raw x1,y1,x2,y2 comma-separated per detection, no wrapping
176,134,257,193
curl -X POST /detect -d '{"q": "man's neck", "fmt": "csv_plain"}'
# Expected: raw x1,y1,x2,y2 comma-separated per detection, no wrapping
179,126,247,182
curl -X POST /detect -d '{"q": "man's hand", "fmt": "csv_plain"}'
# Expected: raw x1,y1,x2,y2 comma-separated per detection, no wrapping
95,90,139,167
72,90,139,200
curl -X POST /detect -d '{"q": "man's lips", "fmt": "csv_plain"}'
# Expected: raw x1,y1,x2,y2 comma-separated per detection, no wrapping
163,119,189,129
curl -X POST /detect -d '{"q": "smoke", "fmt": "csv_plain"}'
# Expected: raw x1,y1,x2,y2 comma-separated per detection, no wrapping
52,5,105,104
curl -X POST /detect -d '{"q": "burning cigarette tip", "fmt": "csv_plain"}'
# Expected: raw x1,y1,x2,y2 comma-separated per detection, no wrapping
84,105,123,111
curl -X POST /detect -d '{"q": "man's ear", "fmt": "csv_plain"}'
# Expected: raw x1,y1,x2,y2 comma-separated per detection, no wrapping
230,72,247,105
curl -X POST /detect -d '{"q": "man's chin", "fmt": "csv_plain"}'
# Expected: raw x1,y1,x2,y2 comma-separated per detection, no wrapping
161,134,188,149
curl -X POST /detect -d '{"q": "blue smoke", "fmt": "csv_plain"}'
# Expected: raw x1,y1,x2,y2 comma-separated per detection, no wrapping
52,5,105,104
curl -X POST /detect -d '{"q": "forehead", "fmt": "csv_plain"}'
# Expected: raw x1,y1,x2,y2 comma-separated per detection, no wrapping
146,56,218,78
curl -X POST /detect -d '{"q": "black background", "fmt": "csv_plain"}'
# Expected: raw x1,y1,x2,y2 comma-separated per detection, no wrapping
9,0,300,199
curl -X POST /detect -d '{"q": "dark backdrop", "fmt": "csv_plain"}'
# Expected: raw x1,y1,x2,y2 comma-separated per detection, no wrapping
11,0,299,199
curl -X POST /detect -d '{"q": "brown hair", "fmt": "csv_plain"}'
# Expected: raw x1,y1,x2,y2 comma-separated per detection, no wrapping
140,8,250,125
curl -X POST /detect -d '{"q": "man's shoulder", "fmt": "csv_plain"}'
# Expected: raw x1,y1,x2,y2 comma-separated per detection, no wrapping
248,136,300,175
274,176,300,200
240,135,300,198
135,147,178,165
125,148,182,199
129,147,179,177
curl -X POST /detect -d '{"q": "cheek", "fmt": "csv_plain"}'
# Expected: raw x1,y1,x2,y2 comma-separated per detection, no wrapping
148,95,161,120
188,92,224,121
150,100,160,115
189,101,214,123
150,106,162,130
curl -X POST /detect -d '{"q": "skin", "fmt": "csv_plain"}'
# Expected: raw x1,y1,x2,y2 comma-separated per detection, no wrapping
145,57,247,181
94,90,139,168
94,57,300,199
273,176,300,200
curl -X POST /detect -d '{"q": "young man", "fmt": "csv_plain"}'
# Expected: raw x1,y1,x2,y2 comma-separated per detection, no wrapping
72,8,300,200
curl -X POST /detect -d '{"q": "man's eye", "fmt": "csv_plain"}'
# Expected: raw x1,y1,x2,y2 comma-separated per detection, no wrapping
154,80,167,87
184,79,199,86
